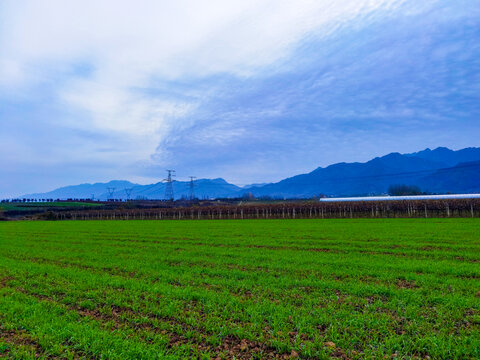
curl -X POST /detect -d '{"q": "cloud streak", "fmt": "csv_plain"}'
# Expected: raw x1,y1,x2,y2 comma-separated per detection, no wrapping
1,0,479,196
1,0,405,135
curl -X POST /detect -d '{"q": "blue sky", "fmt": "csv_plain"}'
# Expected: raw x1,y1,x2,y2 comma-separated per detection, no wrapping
1,0,479,198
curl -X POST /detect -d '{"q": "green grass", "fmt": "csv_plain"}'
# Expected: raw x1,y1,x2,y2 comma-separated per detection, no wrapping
0,219,479,359
0,202,101,211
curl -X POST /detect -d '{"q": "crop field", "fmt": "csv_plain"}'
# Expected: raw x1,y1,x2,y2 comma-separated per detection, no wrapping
0,202,103,221
0,202,101,211
0,219,479,359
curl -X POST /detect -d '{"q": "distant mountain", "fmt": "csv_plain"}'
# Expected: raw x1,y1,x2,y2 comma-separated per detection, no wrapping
242,183,271,189
245,147,480,198
21,178,242,200
19,147,480,200
22,180,139,201
406,147,480,168
129,178,242,200
420,161,480,194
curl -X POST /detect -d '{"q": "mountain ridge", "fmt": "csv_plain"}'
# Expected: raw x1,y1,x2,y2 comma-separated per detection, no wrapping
18,147,480,200
21,178,242,201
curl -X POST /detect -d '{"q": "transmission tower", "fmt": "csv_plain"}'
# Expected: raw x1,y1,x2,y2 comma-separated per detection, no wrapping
107,187,116,200
163,170,176,201
189,176,196,200
124,188,133,201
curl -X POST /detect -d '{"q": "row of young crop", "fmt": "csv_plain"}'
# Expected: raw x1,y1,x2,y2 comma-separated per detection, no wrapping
35,199,480,220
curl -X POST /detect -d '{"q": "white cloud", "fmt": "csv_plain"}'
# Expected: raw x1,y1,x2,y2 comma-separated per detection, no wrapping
2,0,406,76
59,78,194,160
0,0,407,166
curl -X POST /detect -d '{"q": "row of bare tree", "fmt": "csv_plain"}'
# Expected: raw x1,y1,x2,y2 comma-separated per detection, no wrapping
37,199,480,220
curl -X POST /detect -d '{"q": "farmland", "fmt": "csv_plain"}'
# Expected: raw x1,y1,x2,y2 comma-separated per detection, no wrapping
0,219,479,359
0,202,102,221
0,202,101,211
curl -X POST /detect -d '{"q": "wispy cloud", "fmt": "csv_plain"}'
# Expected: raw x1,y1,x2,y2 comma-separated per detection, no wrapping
1,0,479,196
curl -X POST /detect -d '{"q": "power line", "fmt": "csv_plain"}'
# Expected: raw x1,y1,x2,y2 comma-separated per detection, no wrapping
133,182,161,195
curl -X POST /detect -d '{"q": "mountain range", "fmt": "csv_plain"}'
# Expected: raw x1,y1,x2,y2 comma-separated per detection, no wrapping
19,147,480,200
20,178,243,201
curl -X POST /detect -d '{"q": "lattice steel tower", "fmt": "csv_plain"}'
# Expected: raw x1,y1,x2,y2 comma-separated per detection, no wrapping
164,170,176,201
107,187,116,200
124,188,133,201
189,176,196,200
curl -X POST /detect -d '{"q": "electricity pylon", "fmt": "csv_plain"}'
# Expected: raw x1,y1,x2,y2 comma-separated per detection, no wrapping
107,187,116,200
189,176,196,201
124,188,133,201
163,170,176,201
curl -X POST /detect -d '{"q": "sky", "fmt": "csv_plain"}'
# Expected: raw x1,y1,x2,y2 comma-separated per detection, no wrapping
1,0,479,198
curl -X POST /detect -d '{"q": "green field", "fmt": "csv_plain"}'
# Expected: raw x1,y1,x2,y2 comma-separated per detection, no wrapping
0,202,101,212
0,219,479,359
